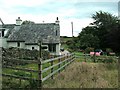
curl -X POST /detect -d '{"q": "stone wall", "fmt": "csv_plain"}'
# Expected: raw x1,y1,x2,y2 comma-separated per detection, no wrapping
2,47,50,60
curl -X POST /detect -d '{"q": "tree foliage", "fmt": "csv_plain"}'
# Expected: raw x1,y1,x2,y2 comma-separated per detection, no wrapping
79,34,99,49
22,20,35,25
69,11,120,53
90,11,119,50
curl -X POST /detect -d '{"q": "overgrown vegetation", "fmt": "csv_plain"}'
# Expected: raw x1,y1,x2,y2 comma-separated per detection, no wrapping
43,60,118,88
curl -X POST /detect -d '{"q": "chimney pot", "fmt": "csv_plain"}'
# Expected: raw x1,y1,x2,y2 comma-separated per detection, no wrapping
55,17,59,24
16,17,22,25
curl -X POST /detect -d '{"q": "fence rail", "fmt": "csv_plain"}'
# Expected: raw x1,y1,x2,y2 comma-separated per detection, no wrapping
3,66,38,72
42,57,75,82
42,54,74,82
2,53,75,88
2,57,38,63
2,73,37,81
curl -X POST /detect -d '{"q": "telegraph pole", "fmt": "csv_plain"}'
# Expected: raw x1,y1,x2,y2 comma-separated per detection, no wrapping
71,22,73,38
118,1,120,19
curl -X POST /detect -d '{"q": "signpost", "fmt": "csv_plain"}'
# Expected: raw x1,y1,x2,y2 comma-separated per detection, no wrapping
37,39,48,88
38,40,42,89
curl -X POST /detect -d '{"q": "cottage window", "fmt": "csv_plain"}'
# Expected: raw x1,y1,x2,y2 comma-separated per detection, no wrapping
48,44,56,52
32,47,34,50
2,31,4,37
17,42,20,47
56,30,57,36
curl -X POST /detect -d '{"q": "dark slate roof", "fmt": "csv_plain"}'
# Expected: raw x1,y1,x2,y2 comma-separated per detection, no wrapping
8,23,60,44
1,24,16,38
3,24,15,30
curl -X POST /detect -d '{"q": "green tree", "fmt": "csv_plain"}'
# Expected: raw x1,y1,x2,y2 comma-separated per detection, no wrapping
91,11,118,49
67,11,119,53
79,34,99,49
78,11,119,52
106,19,120,52
66,37,80,51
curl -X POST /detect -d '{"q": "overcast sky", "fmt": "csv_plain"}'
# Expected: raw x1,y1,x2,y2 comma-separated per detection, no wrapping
0,0,119,37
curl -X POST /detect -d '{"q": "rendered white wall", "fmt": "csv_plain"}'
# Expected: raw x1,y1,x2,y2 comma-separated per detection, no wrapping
0,38,7,48
20,42,25,48
25,45,39,50
7,42,17,47
56,43,60,55
7,42,25,48
0,38,2,47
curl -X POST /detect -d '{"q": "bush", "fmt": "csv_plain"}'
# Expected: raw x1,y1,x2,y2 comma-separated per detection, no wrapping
85,47,94,54
106,48,113,52
97,56,118,63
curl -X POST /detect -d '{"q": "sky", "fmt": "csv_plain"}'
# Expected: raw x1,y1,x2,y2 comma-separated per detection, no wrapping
0,0,119,37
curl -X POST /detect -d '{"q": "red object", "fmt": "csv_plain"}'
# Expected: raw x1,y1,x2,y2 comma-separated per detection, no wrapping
90,52,100,56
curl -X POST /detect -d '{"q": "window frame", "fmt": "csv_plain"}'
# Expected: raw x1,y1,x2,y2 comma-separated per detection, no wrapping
32,47,35,50
17,42,20,47
48,44,56,52
56,30,57,36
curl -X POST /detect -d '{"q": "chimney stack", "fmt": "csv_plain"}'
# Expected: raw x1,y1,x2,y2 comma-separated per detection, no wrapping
55,17,59,24
16,17,22,26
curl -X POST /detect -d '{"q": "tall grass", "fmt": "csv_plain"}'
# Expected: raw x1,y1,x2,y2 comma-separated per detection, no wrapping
43,61,118,88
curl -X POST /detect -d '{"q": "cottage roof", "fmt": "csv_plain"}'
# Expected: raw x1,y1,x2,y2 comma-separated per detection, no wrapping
0,24,15,37
7,23,60,44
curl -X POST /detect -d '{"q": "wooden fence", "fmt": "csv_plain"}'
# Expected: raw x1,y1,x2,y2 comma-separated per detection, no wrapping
2,53,75,88
75,53,118,63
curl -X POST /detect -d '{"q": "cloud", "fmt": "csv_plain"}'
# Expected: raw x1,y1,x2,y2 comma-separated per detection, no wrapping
75,0,119,2
0,0,54,7
0,0,119,36
60,18,93,37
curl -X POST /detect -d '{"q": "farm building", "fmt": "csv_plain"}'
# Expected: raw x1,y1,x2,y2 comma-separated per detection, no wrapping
0,17,60,55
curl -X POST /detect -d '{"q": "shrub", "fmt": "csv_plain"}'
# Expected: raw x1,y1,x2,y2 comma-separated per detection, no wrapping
85,47,94,54
97,56,118,63
106,48,113,52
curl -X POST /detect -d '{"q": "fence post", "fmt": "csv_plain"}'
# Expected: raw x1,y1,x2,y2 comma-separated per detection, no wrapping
84,53,86,62
51,60,54,79
38,59,42,88
73,53,75,61
70,54,72,64
38,40,42,89
71,53,74,63
67,53,69,66
58,57,61,73
64,54,66,69
93,52,96,63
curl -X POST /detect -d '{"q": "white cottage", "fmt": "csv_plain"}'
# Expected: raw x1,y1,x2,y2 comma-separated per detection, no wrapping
0,17,61,55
